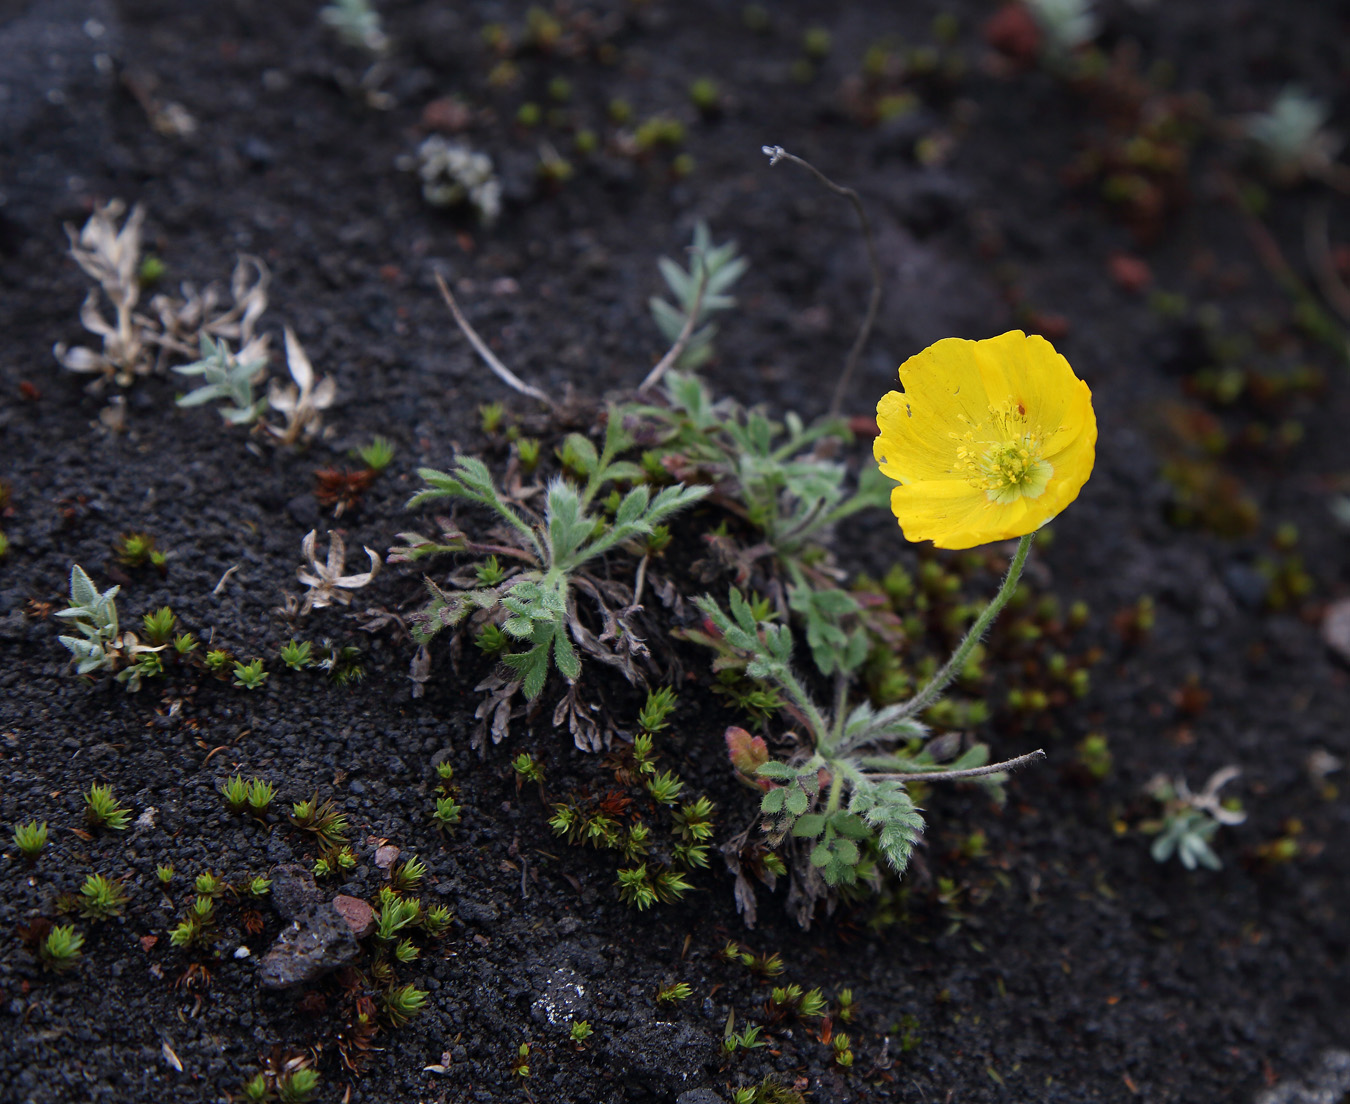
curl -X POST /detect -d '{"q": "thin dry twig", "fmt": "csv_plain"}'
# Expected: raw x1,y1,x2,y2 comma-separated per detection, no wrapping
870,748,1045,783
637,261,708,394
1305,202,1350,326
434,273,554,407
763,144,883,417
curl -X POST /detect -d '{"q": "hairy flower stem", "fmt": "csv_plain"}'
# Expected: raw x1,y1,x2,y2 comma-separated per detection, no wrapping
869,747,1045,783
899,532,1035,720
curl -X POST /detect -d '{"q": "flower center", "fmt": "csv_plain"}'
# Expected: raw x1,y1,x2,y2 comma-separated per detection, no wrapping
955,401,1053,505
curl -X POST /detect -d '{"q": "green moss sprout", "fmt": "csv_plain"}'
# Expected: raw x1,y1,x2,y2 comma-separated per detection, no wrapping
12,820,48,862
78,873,128,921
40,925,85,972
84,783,131,831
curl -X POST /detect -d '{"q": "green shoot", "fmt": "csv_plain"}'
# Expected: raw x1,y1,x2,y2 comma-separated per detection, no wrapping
84,783,131,831
12,820,48,861
78,873,128,920
233,659,269,690
40,925,85,972
357,435,396,472
279,639,313,670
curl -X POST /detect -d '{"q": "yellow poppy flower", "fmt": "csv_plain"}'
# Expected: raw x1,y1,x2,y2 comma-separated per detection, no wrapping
873,330,1096,550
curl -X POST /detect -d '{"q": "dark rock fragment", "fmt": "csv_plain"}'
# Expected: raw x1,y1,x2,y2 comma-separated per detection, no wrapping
257,904,360,989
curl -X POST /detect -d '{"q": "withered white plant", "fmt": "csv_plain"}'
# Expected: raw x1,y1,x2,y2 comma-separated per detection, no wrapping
409,137,502,224
297,530,381,615
55,199,275,388
53,200,153,387
266,328,336,445
320,0,389,53
1244,87,1343,185
146,255,271,365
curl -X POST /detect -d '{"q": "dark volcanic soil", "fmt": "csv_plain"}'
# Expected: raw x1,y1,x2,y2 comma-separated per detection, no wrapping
2,1,1349,1102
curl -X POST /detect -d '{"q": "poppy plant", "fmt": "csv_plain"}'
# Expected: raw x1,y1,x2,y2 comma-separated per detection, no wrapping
871,330,1097,720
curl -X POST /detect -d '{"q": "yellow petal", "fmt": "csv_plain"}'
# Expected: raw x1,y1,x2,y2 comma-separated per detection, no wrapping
970,331,1077,442
889,481,1034,550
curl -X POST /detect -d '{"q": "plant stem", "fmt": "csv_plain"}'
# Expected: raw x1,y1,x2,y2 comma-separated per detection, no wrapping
638,253,709,394
870,748,1045,783
898,533,1035,720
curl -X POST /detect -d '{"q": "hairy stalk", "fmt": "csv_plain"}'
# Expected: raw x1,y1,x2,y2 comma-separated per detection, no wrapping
898,533,1035,720
870,748,1045,783
762,145,882,417
435,273,555,407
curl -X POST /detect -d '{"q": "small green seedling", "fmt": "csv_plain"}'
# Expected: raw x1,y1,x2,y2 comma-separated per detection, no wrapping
233,659,268,690
141,607,176,646
478,402,505,435
168,895,217,948
432,795,462,832
423,903,453,936
615,864,693,910
1076,733,1113,781
645,770,684,806
84,783,131,831
156,863,174,884
291,795,349,847
511,1042,531,1079
173,632,198,655
656,981,693,1004
76,869,127,923
240,1074,270,1103
279,639,313,670
246,875,272,897
511,753,545,785
246,778,275,816
516,437,541,471
78,873,128,921
770,984,827,1018
689,77,720,114
357,436,396,472
276,1067,321,1104
205,649,231,671
12,820,48,861
835,987,856,1023
40,924,85,972
384,984,429,1028
221,775,249,813
569,1020,593,1045
114,531,159,568
194,871,226,898
391,855,427,892
475,623,508,655
638,687,677,734
832,1033,854,1067
722,1011,767,1055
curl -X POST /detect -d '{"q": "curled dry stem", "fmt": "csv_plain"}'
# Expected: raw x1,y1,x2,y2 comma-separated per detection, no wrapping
763,144,882,417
